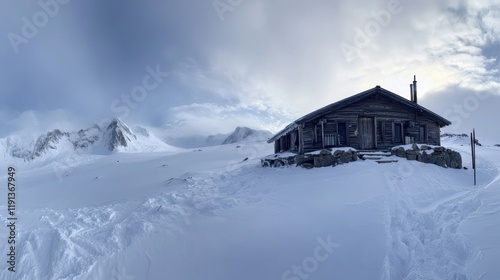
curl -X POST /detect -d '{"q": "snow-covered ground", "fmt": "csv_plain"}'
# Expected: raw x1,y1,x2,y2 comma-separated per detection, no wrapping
1,136,499,279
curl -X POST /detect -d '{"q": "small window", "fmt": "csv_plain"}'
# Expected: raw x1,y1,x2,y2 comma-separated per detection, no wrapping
419,125,427,143
394,123,402,143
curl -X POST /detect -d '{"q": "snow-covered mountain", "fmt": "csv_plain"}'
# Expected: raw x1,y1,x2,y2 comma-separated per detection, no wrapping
162,133,230,149
163,127,272,148
221,126,273,145
3,133,500,279
0,118,177,161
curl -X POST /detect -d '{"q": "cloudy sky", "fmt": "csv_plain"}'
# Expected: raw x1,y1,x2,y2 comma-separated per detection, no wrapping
1,0,499,139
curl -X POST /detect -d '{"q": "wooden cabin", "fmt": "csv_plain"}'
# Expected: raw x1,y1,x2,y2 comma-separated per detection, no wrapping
268,79,451,154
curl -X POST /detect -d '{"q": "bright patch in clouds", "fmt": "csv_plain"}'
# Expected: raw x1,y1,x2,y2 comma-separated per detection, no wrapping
0,0,499,138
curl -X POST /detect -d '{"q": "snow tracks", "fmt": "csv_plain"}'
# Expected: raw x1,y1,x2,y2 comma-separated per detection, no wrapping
1,166,267,280
382,158,498,279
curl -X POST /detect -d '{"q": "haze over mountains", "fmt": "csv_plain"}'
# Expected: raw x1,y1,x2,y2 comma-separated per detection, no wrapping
0,118,273,161
161,126,272,148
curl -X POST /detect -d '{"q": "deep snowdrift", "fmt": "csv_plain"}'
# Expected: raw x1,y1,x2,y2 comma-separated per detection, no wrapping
0,136,499,280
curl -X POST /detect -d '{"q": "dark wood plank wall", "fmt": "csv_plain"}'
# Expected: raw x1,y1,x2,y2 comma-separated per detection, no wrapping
272,94,446,153
297,95,445,151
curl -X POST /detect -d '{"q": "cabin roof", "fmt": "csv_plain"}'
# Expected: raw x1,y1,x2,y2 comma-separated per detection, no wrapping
268,85,452,143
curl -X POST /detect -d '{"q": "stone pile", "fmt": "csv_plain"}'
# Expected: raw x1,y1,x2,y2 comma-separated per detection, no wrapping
391,143,462,169
262,149,358,168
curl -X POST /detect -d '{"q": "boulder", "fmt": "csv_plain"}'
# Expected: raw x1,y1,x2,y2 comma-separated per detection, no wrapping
301,163,315,169
449,151,462,169
412,143,420,151
434,146,445,152
435,152,450,168
444,152,451,167
350,150,358,161
314,155,336,167
319,149,332,156
333,150,343,157
340,153,352,164
435,157,447,168
273,160,285,168
406,151,418,161
295,154,313,166
395,147,406,157
428,153,437,164
420,145,430,150
285,156,295,165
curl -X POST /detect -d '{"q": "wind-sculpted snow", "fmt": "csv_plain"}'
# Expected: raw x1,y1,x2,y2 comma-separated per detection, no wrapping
2,136,500,279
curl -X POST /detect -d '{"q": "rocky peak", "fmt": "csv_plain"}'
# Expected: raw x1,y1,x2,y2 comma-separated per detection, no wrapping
105,118,137,151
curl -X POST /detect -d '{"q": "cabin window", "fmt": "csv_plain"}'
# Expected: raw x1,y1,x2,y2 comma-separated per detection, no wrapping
393,123,403,143
419,125,427,143
314,124,322,144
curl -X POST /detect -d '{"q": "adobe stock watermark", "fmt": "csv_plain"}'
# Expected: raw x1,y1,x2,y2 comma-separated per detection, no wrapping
339,0,404,62
7,0,71,54
111,64,169,120
213,0,243,21
282,235,340,280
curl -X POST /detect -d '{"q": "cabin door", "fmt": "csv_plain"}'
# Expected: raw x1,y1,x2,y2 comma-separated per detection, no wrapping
358,117,375,149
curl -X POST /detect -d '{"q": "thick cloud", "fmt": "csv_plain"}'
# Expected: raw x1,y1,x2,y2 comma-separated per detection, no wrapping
1,0,499,139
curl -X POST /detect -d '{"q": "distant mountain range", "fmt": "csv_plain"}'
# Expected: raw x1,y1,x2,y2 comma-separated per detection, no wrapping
0,118,176,161
221,126,272,145
163,126,272,148
0,119,274,161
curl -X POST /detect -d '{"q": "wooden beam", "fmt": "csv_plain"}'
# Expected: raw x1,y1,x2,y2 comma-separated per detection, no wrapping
321,120,325,149
298,124,304,154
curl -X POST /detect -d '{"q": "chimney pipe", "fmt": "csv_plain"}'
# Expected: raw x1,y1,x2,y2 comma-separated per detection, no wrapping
410,84,414,102
413,75,417,103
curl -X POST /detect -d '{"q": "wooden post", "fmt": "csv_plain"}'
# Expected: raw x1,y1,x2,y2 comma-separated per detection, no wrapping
321,120,325,149
298,124,304,154
473,129,476,186
471,129,476,186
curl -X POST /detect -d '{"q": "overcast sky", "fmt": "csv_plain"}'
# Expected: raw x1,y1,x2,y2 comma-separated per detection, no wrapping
1,0,499,140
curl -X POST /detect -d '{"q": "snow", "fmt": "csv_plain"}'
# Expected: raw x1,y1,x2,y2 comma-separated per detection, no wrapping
0,135,499,279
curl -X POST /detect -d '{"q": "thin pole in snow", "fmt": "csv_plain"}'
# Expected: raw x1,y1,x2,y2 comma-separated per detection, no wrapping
471,129,476,186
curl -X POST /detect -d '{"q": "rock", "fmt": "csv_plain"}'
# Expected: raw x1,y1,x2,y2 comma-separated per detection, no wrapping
412,143,420,151
319,149,332,156
495,144,500,147
444,152,451,167
314,155,336,167
449,151,462,169
420,145,430,150
395,147,406,157
333,150,343,157
295,155,313,166
435,157,447,168
351,151,358,161
340,153,352,164
273,160,285,168
286,156,295,165
416,153,423,162
434,152,450,168
301,163,315,169
434,146,445,152
406,153,417,161
428,153,437,164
